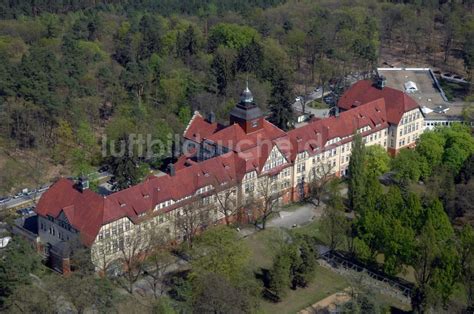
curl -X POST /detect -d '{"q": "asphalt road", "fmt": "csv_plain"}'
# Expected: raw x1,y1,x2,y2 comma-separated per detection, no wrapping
1,171,111,210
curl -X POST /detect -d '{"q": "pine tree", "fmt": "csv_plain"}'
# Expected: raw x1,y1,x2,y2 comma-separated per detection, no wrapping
177,25,198,62
348,133,366,212
236,39,263,74
210,48,235,95
268,70,293,131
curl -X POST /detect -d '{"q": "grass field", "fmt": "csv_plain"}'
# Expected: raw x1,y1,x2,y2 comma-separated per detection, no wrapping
308,101,328,109
261,265,347,314
243,223,417,313
244,226,348,314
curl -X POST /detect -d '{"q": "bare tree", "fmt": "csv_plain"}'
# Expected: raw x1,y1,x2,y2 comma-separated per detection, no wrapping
253,175,283,230
174,201,211,248
118,226,161,293
212,178,238,225
93,245,117,278
143,250,175,299
308,161,334,206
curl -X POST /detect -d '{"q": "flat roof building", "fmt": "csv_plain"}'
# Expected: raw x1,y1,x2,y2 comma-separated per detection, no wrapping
377,68,466,130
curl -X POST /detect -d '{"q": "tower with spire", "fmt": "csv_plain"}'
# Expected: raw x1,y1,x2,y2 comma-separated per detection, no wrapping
229,81,264,133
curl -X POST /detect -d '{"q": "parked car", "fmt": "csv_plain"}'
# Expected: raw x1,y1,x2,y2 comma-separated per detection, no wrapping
323,94,335,104
295,96,303,102
38,185,50,192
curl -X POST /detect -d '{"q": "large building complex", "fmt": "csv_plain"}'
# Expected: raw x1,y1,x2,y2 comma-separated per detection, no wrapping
31,79,424,273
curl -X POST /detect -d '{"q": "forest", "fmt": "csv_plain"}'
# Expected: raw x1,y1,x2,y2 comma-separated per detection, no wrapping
0,0,472,193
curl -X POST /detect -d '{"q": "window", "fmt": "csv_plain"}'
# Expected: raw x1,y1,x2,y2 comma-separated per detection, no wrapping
245,182,254,193
297,163,305,173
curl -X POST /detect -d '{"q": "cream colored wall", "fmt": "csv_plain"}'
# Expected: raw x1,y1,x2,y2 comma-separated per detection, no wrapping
291,125,389,184
89,114,422,270
392,109,424,150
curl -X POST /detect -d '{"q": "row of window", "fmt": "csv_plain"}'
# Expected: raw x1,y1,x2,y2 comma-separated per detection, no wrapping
400,123,419,136
98,219,132,240
401,112,420,125
40,221,70,241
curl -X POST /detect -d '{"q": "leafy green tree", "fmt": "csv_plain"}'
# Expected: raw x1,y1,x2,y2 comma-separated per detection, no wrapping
292,236,317,287
0,237,43,306
416,131,445,171
348,134,366,212
191,273,258,314
268,245,294,299
441,124,474,173
285,29,306,70
365,144,390,177
208,23,259,52
411,221,459,312
3,280,55,314
391,149,429,183
152,296,176,314
320,206,349,250
191,226,250,285
457,225,474,309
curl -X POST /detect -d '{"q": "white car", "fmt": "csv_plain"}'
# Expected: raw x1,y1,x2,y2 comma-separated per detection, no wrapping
295,96,303,102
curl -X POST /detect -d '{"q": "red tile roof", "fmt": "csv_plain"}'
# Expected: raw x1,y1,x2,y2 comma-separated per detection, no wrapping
289,99,388,154
183,112,223,143
36,80,420,247
36,178,105,246
338,80,419,124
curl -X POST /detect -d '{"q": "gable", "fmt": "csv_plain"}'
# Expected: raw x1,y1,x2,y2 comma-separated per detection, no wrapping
262,145,287,172
57,210,70,225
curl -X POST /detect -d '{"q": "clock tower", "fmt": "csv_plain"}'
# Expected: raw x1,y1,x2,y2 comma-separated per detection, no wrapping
229,82,264,133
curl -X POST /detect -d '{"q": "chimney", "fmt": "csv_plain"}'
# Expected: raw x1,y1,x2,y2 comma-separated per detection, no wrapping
334,106,340,117
375,75,386,89
168,164,176,176
77,176,89,192
207,111,216,124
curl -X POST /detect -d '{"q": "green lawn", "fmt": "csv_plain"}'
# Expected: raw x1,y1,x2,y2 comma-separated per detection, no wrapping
289,220,322,239
261,265,347,314
245,227,287,270
244,223,414,313
244,226,348,314
308,101,328,109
